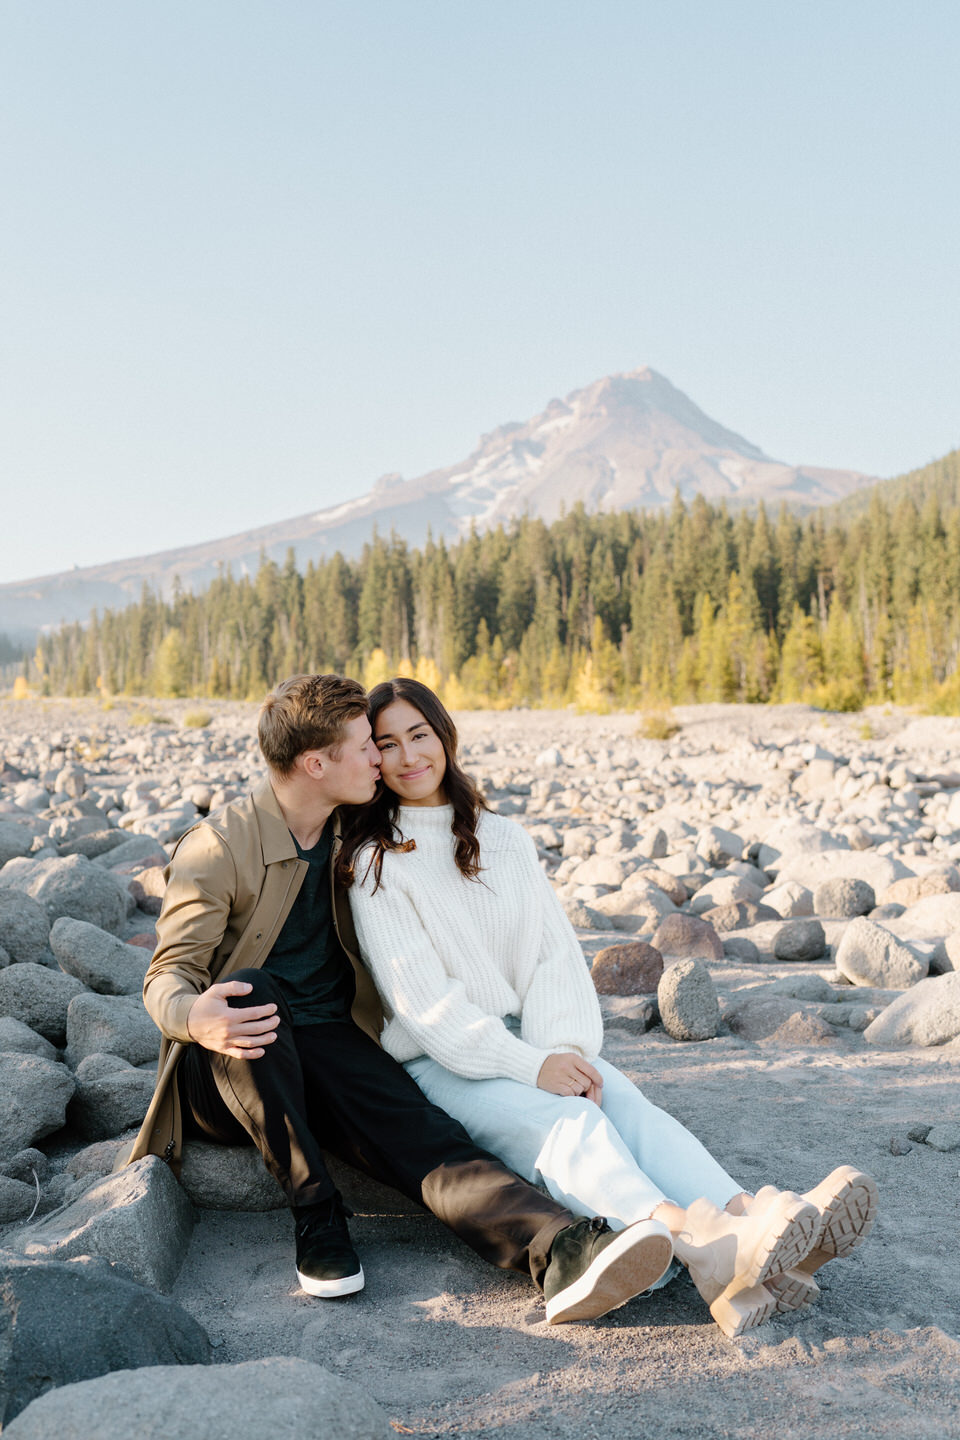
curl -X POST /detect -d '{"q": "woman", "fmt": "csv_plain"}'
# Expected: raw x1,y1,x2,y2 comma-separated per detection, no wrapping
340,678,877,1337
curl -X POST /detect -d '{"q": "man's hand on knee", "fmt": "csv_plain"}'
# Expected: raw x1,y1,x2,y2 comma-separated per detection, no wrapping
186,980,279,1059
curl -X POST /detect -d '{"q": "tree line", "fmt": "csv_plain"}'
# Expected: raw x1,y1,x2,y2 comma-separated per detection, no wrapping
21,447,960,713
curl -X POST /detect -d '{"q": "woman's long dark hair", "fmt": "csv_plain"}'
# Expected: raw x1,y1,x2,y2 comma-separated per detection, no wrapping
337,677,489,892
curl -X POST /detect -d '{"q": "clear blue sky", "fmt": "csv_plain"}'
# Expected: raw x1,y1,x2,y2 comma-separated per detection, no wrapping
3,0,958,584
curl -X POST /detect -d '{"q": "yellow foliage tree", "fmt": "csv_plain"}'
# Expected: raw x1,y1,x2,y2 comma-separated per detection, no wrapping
363,648,391,691
12,675,30,700
414,655,443,693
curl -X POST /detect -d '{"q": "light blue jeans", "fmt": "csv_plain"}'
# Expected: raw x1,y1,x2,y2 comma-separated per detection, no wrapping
404,1028,742,1232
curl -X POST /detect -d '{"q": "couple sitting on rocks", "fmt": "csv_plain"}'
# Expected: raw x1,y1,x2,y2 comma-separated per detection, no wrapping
129,673,877,1337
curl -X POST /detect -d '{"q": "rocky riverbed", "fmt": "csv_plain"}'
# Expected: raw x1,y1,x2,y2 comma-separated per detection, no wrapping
0,696,959,1438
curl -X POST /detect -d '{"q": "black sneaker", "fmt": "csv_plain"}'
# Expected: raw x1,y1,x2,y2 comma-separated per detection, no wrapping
543,1215,674,1323
294,1191,365,1298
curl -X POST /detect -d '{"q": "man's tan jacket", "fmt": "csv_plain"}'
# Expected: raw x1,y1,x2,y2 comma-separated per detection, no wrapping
123,779,383,1173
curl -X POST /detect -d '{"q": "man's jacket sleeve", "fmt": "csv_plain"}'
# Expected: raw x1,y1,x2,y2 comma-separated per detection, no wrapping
142,824,237,1043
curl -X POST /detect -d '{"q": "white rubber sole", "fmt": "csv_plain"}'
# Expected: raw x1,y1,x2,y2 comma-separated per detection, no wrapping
545,1220,674,1324
296,1265,365,1298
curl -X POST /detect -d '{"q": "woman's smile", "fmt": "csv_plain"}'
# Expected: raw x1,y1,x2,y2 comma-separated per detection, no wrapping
374,697,449,807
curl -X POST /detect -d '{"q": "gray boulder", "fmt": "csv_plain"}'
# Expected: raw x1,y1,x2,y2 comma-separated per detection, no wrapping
721,936,760,963
776,851,910,895
2,854,131,933
763,974,837,1003
562,900,606,930
925,1124,960,1152
864,972,960,1048
96,834,169,870
3,1357,391,1440
0,1052,75,1158
724,994,834,1044
0,962,85,1044
813,877,876,918
0,1253,209,1428
0,1173,37,1223
0,1016,57,1060
50,917,149,996
700,900,781,932
835,917,928,989
1,1148,50,1185
179,1141,285,1210
0,820,34,869
58,829,129,861
695,825,744,867
11,1154,194,1292
657,958,720,1041
65,992,160,1067
773,919,827,962
70,1062,156,1141
0,891,51,965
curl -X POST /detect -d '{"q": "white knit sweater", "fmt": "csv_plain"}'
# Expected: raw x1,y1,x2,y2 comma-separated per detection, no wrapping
348,804,603,1087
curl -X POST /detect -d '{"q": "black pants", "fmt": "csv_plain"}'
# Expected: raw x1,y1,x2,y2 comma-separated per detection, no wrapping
178,968,573,1287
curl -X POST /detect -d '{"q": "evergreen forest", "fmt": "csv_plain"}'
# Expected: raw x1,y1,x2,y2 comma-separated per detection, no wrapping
21,446,960,714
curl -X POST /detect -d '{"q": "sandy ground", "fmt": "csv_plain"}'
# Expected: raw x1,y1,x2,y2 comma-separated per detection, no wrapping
171,957,960,1439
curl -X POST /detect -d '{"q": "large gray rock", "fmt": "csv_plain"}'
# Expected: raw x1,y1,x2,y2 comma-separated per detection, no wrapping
179,1141,285,1210
50,917,149,996
0,1052,75,1158
0,820,34,868
657,958,720,1041
0,1015,57,1060
723,994,834,1044
70,1062,156,1140
701,900,782,933
773,919,827,962
1,854,131,933
651,912,724,963
96,834,169,871
695,825,744,867
864,972,960,1048
689,874,762,915
0,891,51,965
776,851,911,895
0,1254,209,1428
65,991,160,1067
813,877,876,918
835,917,928,989
58,829,130,861
0,1173,37,1223
3,1357,391,1440
12,1154,194,1292
754,822,849,872
0,962,85,1043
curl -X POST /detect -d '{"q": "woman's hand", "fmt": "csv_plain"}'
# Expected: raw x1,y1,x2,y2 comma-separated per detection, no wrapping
537,1052,603,1104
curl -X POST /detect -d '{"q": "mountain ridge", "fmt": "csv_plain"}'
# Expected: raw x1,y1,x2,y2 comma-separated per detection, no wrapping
1,366,878,639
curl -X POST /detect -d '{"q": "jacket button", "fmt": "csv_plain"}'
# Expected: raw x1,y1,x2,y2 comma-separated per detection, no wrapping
255,932,262,941
282,861,288,869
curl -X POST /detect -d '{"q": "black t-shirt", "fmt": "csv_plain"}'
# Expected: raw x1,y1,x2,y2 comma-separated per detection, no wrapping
262,827,355,1026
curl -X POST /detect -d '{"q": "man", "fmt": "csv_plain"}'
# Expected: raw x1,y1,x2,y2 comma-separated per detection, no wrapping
127,673,673,1322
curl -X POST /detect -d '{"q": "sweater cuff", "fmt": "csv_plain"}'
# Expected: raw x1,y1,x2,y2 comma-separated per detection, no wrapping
496,1035,550,1088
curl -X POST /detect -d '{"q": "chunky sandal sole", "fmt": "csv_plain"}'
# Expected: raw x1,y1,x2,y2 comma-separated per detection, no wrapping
546,1223,674,1324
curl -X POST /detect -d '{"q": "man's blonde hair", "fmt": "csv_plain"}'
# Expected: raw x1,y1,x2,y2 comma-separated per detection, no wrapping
258,673,367,776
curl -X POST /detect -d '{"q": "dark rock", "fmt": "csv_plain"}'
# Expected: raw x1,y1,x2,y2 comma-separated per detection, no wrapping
591,942,663,995
0,1253,209,1427
0,1148,50,1185
2,854,131,934
70,1065,156,1141
0,820,34,869
721,936,760,964
813,877,876,918
0,1016,57,1060
906,1123,933,1143
597,996,658,1036
889,1135,914,1156
773,919,827,962
58,830,129,860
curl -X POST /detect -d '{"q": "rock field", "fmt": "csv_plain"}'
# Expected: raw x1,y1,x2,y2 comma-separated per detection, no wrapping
0,696,959,1437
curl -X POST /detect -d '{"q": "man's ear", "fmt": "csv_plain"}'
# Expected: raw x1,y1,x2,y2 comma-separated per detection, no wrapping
297,749,327,780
